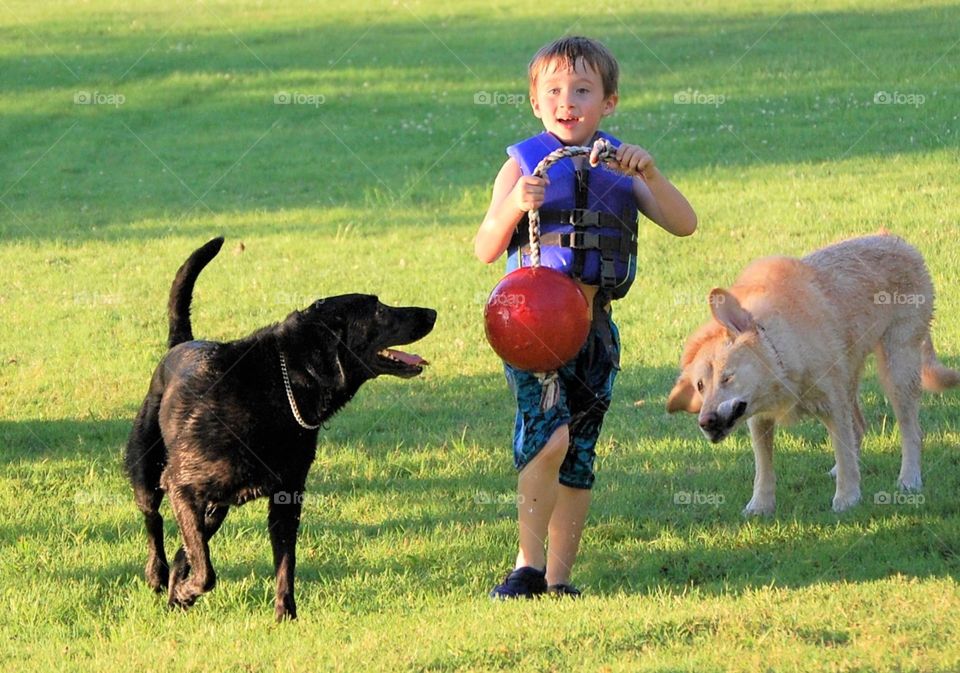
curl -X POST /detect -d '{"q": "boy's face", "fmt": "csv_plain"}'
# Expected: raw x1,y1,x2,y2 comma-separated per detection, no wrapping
530,58,617,146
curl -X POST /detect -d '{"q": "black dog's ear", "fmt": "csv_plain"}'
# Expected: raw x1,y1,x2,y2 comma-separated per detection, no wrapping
304,343,346,390
278,309,347,390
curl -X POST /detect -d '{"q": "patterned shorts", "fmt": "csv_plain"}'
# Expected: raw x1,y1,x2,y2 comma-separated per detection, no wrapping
503,310,620,490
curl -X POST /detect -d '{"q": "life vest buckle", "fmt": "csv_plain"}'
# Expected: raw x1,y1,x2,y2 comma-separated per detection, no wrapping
560,231,601,250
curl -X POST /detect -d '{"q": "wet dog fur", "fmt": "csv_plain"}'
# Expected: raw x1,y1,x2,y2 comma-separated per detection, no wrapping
125,237,436,620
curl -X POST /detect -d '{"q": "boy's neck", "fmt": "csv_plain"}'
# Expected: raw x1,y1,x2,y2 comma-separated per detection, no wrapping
547,129,603,147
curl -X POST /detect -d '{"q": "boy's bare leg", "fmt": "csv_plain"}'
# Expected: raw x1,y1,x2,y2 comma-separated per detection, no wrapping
545,485,591,586
514,425,569,570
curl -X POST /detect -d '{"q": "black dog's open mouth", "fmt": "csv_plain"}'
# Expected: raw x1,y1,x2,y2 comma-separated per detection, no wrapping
375,348,429,378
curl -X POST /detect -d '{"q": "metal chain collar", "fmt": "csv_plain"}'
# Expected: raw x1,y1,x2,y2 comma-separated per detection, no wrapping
279,351,320,430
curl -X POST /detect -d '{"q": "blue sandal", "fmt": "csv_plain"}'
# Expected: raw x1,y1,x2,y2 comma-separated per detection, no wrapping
489,566,547,599
547,583,582,597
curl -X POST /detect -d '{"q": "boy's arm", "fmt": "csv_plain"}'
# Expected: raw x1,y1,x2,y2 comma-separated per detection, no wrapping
633,173,697,237
474,159,547,263
593,142,697,237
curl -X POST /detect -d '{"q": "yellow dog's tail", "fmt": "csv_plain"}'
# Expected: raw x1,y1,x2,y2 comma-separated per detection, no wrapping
922,336,960,392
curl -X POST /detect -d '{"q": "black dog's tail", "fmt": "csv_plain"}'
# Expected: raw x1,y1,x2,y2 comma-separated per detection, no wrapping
167,237,224,348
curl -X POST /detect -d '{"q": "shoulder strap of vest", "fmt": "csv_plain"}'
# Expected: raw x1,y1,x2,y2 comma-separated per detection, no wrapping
506,132,562,175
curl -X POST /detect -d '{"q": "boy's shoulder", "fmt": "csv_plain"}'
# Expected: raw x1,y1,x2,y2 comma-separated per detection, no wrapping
491,156,522,185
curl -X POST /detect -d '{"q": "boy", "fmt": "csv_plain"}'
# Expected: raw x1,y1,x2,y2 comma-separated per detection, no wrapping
475,36,697,598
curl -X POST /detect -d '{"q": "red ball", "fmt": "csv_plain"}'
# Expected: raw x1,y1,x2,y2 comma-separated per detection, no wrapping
484,267,591,372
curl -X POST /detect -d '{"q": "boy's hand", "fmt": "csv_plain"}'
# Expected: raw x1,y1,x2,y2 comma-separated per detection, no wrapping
512,175,549,212
591,142,659,181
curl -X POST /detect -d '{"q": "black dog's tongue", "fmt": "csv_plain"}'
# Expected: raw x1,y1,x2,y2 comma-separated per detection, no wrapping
382,349,429,366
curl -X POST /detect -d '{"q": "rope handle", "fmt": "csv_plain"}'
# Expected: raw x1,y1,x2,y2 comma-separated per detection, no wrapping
526,138,619,268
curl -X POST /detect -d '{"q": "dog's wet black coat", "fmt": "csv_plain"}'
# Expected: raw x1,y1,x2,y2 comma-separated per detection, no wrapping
124,237,435,621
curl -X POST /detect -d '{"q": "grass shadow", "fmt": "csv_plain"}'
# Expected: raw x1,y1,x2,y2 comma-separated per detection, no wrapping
2,5,959,242
5,363,960,610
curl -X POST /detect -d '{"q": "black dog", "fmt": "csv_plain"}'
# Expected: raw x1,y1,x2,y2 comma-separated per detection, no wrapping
125,237,435,621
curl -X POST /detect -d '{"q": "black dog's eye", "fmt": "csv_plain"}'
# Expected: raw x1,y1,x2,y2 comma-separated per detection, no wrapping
696,380,704,393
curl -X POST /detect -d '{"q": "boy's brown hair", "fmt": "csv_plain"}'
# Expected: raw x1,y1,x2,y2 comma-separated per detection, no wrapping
528,36,620,99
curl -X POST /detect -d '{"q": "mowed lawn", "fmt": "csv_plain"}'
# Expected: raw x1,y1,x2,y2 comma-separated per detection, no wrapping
2,0,960,670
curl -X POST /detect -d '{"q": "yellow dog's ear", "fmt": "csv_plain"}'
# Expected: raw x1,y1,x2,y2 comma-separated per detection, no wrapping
667,373,701,414
709,288,755,337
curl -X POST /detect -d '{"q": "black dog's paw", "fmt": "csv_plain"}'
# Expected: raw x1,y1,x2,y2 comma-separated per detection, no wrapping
170,547,190,581
275,595,297,622
145,560,169,594
166,548,190,599
167,588,198,611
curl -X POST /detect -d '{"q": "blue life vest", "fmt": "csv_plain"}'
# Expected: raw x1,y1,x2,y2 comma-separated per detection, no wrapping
505,131,639,299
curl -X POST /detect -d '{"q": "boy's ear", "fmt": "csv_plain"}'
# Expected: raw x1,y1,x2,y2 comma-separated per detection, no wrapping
530,96,542,119
602,92,619,117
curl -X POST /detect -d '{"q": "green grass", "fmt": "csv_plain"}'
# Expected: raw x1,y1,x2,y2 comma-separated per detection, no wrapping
2,0,960,670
